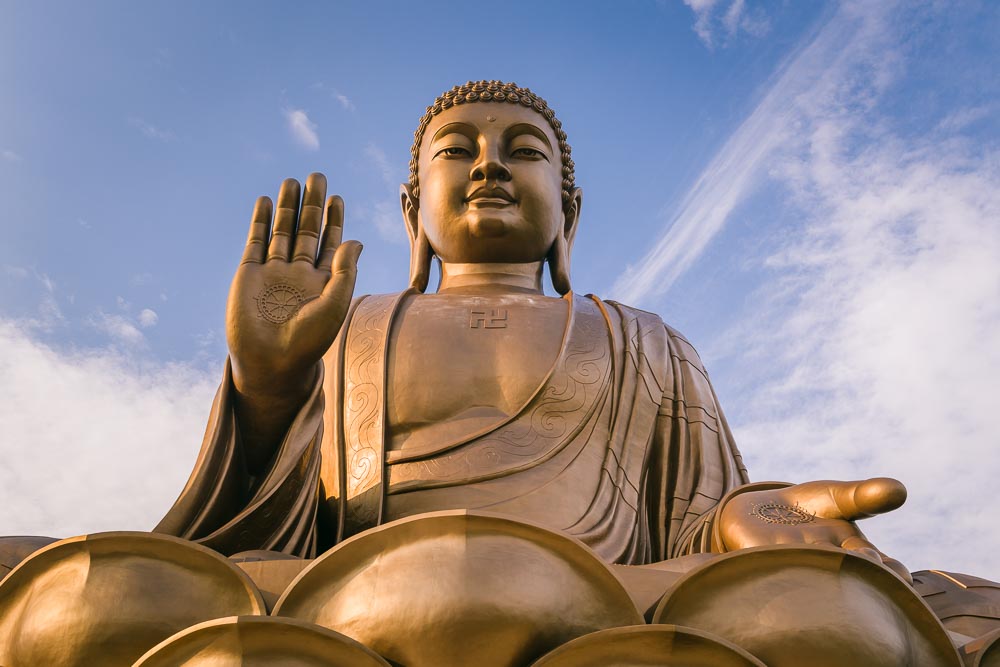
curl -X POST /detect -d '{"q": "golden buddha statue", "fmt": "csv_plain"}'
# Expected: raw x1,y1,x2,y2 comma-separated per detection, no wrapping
155,81,909,570
2,81,998,666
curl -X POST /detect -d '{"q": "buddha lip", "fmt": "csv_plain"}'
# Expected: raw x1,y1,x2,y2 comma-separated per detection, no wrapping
466,187,515,203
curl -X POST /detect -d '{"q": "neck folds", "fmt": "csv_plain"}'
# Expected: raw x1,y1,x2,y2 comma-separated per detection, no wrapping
437,261,545,294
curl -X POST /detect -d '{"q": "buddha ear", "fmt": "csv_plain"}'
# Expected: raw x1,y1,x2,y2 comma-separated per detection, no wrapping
401,184,432,293
549,187,582,295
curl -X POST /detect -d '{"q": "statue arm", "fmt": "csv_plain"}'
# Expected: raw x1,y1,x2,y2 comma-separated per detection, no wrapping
646,327,912,579
153,357,326,557
644,324,750,560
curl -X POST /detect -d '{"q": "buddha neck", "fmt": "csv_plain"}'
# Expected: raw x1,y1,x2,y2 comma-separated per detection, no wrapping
437,261,545,295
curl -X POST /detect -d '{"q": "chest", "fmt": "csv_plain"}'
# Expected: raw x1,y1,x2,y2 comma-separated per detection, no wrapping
385,294,567,446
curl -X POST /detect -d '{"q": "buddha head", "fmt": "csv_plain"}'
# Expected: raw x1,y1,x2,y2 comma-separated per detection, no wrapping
401,81,583,294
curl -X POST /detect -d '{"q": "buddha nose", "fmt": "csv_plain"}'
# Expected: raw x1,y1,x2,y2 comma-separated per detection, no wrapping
470,145,511,182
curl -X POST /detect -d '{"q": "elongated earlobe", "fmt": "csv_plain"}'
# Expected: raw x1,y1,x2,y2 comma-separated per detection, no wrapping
409,226,432,292
401,184,432,292
549,235,572,295
548,188,582,295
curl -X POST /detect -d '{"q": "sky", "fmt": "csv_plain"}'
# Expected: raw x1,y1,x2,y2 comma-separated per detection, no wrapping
2,1,998,576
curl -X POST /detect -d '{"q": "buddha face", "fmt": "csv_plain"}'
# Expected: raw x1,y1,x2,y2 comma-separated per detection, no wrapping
406,102,580,265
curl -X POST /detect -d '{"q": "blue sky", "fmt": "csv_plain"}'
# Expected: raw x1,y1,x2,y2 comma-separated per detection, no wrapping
2,1,998,576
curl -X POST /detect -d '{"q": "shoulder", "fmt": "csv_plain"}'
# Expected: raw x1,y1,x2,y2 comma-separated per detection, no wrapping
597,297,708,371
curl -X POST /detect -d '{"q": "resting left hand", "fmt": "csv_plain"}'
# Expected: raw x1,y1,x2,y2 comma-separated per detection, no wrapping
717,477,912,583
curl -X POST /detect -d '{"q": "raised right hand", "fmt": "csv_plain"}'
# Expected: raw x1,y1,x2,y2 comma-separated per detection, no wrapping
226,173,361,399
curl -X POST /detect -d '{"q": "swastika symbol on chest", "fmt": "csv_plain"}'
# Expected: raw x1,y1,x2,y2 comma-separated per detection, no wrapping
470,309,508,329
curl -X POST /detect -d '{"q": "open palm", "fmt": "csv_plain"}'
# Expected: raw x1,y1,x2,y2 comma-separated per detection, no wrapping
226,173,361,397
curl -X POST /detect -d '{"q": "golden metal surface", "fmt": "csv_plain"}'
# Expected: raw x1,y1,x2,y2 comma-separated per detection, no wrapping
273,510,642,667
134,616,390,666
0,536,57,581
963,627,1000,667
914,570,1000,642
716,479,913,582
0,532,265,666
529,624,766,666
653,544,962,666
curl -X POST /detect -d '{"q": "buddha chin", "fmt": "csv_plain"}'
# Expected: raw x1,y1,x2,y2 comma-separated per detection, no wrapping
468,211,509,238
464,194,521,239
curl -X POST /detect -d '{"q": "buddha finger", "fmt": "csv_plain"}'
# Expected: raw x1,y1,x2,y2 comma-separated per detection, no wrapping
841,535,882,563
267,178,301,262
241,196,272,265
879,553,913,584
828,477,907,521
317,195,344,271
292,173,326,263
306,241,361,332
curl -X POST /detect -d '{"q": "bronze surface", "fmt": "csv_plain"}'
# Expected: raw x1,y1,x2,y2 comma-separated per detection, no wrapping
529,624,766,666
0,532,265,666
273,510,643,667
963,628,1000,667
134,616,390,666
653,543,962,666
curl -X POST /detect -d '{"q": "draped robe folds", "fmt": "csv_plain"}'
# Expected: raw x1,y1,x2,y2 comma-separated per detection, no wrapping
156,293,749,563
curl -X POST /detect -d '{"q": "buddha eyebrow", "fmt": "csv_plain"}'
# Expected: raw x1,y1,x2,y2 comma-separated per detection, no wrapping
503,123,553,152
430,122,477,144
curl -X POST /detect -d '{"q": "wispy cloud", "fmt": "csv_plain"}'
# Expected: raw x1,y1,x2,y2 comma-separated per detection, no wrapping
734,126,1000,574
5,268,65,332
2,149,22,162
371,200,407,244
682,0,770,49
88,300,159,344
365,143,407,244
4,265,29,279
612,2,880,305
0,318,216,536
615,1,1000,574
365,143,396,188
137,308,158,328
89,311,146,345
128,116,174,142
310,82,356,111
284,108,320,150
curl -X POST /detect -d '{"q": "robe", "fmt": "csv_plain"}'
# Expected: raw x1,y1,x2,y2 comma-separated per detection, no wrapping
156,292,749,563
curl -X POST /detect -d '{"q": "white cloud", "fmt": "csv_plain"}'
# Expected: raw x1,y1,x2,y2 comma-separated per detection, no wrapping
937,105,994,133
614,2,1000,575
335,94,355,112
0,319,216,537
4,265,29,279
6,269,65,332
364,144,407,244
137,308,158,328
89,311,146,346
613,1,898,304
2,149,22,162
310,82,356,111
682,0,770,48
127,116,174,142
734,127,1000,575
365,143,396,187
284,108,320,150
371,200,407,244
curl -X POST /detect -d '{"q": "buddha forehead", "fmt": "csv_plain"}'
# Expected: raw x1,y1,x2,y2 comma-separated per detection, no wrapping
420,102,561,156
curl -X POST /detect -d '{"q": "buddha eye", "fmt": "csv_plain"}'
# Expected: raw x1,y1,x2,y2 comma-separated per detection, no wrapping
511,147,546,159
435,146,472,158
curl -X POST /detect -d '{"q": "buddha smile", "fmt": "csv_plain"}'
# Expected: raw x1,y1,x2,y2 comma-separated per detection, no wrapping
466,187,516,207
